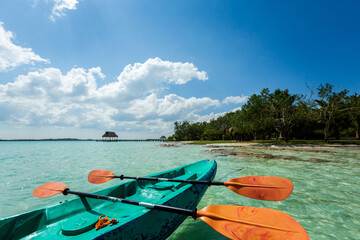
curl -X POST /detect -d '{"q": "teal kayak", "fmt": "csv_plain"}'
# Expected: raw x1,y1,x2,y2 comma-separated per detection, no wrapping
0,160,217,239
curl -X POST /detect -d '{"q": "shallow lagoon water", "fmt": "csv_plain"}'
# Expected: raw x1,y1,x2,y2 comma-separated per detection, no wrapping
0,141,359,239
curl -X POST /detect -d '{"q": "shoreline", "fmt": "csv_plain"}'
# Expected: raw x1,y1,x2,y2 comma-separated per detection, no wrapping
200,142,360,149
183,139,360,149
0,138,95,142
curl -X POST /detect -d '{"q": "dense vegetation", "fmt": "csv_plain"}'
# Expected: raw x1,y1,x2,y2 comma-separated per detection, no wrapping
168,83,360,143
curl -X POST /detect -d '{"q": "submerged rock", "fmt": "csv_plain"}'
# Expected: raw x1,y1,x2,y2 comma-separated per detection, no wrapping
307,158,329,162
206,148,329,162
206,149,278,159
280,155,301,160
239,145,332,153
158,144,180,147
265,147,331,153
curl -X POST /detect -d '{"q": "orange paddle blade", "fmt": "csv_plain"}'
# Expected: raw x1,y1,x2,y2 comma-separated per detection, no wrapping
197,205,309,240
33,182,67,198
224,176,293,201
88,170,115,184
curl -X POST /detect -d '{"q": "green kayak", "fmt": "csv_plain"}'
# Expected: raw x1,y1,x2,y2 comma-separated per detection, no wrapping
0,160,217,240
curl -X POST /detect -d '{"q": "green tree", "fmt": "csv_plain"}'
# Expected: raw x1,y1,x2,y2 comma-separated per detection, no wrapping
173,121,207,140
238,90,274,140
348,93,360,139
170,84,356,142
173,121,190,140
316,83,348,142
204,113,234,140
188,122,207,140
202,128,222,140
230,110,249,141
264,89,299,142
293,97,321,139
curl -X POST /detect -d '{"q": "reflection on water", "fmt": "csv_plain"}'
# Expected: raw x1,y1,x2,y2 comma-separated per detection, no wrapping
0,142,359,239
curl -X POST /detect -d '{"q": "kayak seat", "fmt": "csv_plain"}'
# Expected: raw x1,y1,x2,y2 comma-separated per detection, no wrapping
75,181,138,213
107,180,137,198
131,173,198,202
61,204,131,236
173,173,197,190
61,212,99,236
158,167,185,179
148,172,198,192
153,182,175,190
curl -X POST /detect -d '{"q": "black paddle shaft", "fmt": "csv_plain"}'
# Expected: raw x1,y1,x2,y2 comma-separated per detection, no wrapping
117,175,224,186
63,189,197,219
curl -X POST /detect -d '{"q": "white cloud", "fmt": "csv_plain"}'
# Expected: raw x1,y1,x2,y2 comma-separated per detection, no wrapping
192,106,243,123
230,106,242,112
0,22,49,72
125,93,219,120
50,0,79,21
193,112,227,123
222,95,248,104
0,58,218,136
0,67,111,128
98,57,208,101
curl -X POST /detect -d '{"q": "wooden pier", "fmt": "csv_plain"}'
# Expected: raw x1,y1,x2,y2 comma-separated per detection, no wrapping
99,131,167,142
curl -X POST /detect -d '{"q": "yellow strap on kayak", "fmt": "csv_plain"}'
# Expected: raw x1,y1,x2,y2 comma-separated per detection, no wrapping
95,215,118,230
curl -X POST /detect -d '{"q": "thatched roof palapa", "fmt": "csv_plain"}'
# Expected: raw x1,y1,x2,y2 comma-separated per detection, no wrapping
102,131,118,138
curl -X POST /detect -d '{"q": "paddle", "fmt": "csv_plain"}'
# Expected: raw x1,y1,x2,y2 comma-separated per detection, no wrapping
88,170,293,201
33,182,309,240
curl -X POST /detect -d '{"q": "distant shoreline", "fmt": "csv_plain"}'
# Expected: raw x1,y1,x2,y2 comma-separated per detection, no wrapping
0,138,96,142
0,138,167,142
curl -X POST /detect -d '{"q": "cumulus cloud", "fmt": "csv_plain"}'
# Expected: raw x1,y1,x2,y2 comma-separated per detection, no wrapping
230,107,242,112
98,57,208,101
125,93,219,120
0,67,110,127
193,112,227,123
50,0,79,21
190,106,243,125
0,22,49,72
222,95,249,104
0,58,217,134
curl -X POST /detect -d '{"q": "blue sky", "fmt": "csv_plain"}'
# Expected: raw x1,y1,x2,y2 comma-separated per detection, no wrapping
0,0,360,139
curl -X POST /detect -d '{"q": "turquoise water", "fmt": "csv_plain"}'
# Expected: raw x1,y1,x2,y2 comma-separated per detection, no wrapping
0,141,359,239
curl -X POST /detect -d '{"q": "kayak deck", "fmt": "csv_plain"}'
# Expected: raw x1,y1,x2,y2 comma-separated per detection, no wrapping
0,160,217,240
